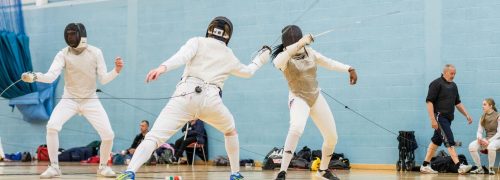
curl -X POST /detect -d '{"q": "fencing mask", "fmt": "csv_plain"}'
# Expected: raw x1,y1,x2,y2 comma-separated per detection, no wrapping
281,25,303,47
206,16,233,45
64,23,87,50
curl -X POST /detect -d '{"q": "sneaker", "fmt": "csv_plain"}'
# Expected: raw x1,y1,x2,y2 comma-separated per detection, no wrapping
420,165,438,174
275,171,286,180
116,171,135,180
40,165,62,179
316,169,339,180
457,164,472,174
229,172,244,180
489,167,496,175
98,166,116,177
470,167,484,174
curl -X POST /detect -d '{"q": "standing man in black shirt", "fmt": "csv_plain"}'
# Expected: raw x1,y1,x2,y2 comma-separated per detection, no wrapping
128,120,149,155
420,64,473,174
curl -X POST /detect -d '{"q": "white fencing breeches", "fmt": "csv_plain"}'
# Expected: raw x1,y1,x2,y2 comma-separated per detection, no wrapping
280,92,338,171
469,138,500,167
46,97,115,140
126,79,239,172
144,79,236,145
45,97,114,166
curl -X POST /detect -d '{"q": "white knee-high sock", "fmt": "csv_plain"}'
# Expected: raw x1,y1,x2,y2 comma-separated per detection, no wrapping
126,140,157,172
279,132,301,172
46,129,60,169
320,143,335,170
99,140,113,168
470,151,481,167
488,149,496,168
225,135,240,174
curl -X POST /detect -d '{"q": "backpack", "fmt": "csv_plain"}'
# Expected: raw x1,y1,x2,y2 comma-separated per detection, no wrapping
262,147,284,170
112,154,126,165
37,145,49,161
214,156,230,166
311,150,322,160
21,152,32,162
240,159,254,166
262,156,276,170
82,155,100,163
295,146,312,161
332,153,345,160
430,154,468,173
159,143,176,154
6,152,22,161
329,158,350,169
290,158,310,169
58,147,92,162
86,140,101,156
156,147,175,164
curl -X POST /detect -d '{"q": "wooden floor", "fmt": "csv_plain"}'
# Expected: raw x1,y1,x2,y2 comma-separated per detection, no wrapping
0,162,497,180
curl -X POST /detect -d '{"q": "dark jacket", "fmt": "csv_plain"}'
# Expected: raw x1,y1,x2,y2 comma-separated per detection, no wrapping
182,120,206,144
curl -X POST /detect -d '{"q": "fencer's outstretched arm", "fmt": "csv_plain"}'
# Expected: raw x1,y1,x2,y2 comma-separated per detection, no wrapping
31,52,65,83
96,49,122,85
146,38,198,82
313,49,351,72
312,48,358,84
313,48,358,84
230,46,271,78
273,34,314,71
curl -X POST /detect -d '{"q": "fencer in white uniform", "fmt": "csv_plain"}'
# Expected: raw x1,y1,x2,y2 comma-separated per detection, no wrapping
272,25,357,180
116,16,270,180
22,23,123,178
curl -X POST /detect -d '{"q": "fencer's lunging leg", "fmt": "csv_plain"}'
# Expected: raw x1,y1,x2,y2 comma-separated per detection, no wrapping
126,139,157,172
310,94,338,170
45,99,79,168
280,97,310,172
81,99,116,168
225,130,240,173
198,93,244,174
125,98,193,172
46,129,60,168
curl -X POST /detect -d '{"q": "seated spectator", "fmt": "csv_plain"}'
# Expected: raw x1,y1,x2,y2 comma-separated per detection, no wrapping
128,120,149,155
174,119,207,163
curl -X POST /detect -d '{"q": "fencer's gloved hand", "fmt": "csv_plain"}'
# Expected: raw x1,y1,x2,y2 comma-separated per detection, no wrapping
21,72,37,83
114,57,124,73
348,67,357,85
298,34,314,47
252,45,272,67
261,45,272,53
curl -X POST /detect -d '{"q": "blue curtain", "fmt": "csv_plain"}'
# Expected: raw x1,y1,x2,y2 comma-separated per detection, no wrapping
1,0,58,122
0,0,35,98
9,79,59,122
